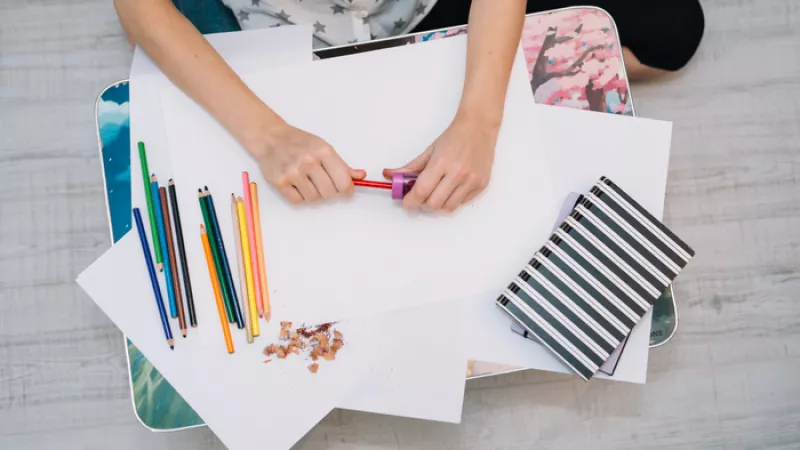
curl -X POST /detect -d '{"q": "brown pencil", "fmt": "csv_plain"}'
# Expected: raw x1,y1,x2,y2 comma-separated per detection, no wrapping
159,186,187,337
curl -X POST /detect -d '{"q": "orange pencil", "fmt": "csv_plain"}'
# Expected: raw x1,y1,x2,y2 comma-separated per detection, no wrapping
242,172,264,318
201,224,234,354
249,182,271,322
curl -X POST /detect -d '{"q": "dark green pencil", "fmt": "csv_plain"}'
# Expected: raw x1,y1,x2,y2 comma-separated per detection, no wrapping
199,189,235,323
204,187,244,330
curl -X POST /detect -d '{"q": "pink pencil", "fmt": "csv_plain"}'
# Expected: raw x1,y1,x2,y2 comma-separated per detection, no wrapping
242,172,264,318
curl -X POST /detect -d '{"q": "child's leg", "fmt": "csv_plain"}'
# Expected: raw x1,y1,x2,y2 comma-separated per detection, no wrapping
414,0,705,78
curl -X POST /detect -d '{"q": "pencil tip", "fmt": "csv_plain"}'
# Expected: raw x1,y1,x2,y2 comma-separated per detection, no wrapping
170,345,174,350
169,178,174,185
157,263,163,271
204,185,209,191
182,331,187,338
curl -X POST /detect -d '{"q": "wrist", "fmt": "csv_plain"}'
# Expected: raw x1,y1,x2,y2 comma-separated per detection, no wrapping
239,107,290,158
454,102,502,134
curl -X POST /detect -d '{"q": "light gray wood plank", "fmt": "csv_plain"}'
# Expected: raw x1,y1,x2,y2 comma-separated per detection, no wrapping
2,0,799,448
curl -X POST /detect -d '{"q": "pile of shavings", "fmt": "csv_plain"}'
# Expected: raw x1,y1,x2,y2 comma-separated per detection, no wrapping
263,321,345,374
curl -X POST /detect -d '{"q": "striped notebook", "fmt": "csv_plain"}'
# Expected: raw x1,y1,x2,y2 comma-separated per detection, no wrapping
496,177,694,380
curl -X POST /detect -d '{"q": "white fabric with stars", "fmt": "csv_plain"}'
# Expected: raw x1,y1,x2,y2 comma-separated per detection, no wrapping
222,0,437,48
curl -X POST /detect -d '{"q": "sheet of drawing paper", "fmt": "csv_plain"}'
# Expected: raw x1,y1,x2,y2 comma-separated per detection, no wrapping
161,35,558,326
77,233,370,450
81,234,467,432
459,106,672,384
337,298,466,423
128,25,311,249
127,25,466,423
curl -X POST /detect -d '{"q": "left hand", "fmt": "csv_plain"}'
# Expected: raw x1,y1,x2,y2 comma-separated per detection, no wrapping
382,113,500,212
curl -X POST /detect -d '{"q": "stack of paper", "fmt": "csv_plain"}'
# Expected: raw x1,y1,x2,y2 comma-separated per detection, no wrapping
77,26,673,450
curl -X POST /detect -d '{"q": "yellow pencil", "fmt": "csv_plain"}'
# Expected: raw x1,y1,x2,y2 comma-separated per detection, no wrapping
231,195,254,344
250,182,271,322
236,197,259,337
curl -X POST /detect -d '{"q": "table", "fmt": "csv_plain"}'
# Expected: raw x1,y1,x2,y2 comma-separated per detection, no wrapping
95,7,676,431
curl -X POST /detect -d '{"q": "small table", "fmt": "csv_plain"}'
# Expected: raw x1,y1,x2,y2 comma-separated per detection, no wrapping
95,7,677,431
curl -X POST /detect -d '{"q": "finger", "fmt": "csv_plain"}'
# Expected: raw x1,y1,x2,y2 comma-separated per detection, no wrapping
382,145,434,180
403,166,444,210
293,175,321,203
442,183,473,212
463,186,485,204
308,164,338,199
320,153,356,195
278,186,304,205
424,174,460,211
350,168,367,180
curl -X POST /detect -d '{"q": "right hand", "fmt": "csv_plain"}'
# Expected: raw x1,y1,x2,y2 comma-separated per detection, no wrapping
248,124,366,204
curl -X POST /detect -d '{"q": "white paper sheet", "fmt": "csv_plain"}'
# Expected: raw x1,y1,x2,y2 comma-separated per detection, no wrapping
77,233,367,450
338,299,466,422
127,26,467,426
129,26,312,252
458,105,673,384
161,35,558,326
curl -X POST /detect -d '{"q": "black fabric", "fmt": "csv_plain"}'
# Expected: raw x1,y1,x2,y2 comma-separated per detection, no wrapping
413,0,705,72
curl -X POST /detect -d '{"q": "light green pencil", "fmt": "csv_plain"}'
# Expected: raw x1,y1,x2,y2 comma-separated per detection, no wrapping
138,142,163,271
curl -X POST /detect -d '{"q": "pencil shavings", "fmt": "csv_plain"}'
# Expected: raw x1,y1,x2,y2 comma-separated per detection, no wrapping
262,323,344,374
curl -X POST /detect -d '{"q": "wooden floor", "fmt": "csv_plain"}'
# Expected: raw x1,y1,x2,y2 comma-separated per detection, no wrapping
2,0,799,448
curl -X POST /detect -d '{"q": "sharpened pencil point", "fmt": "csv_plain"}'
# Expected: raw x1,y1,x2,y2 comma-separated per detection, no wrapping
157,262,163,272
182,330,187,338
265,311,271,323
170,345,174,350
168,338,174,349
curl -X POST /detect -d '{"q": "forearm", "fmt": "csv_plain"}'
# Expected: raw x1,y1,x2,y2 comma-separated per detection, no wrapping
114,0,284,151
458,0,527,127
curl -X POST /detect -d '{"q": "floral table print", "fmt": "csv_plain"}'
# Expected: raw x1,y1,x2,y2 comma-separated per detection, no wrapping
96,7,673,431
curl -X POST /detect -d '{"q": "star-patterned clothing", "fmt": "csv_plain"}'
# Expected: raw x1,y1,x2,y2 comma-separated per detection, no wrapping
222,0,438,48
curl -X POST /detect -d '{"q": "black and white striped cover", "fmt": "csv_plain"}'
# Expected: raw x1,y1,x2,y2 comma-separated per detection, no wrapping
496,177,694,380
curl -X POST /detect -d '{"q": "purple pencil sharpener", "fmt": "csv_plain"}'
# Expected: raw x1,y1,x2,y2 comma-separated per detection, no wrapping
391,172,418,200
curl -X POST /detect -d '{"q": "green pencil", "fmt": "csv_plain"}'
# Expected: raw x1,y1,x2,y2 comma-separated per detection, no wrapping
138,142,163,271
198,189,235,323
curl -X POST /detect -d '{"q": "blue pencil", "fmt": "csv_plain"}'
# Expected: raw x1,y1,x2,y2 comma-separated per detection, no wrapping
133,208,174,350
204,187,245,329
151,175,178,318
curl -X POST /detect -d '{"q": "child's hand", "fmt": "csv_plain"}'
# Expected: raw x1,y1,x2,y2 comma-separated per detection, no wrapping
250,124,366,204
382,114,499,212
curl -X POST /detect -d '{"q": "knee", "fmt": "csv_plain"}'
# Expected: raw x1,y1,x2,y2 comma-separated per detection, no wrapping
625,1,705,72
665,1,705,71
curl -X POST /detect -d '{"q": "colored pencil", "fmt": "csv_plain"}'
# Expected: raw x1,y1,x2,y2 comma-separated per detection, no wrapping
138,143,163,270
236,196,260,338
198,190,234,323
169,180,197,327
231,195,254,343
160,186,186,337
133,208,173,350
151,175,177,317
242,172,264,318
204,187,245,330
201,224,234,354
250,182,271,322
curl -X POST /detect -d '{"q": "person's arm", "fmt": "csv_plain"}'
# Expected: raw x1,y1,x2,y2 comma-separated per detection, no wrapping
115,0,364,204
383,0,527,212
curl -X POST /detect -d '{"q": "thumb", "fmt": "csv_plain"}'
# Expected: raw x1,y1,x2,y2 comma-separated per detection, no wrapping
382,147,433,180
349,168,367,180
